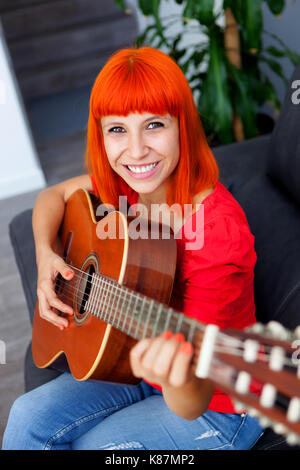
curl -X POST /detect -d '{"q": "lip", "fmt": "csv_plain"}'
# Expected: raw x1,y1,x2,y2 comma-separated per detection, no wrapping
122,161,161,180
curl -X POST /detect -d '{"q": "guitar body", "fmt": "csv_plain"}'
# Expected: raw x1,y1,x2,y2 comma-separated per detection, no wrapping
30,191,300,439
32,189,177,384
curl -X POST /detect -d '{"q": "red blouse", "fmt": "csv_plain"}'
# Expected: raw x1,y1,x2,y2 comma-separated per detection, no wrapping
91,177,258,413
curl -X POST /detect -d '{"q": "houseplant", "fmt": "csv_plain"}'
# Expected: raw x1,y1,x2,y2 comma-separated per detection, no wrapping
115,0,299,145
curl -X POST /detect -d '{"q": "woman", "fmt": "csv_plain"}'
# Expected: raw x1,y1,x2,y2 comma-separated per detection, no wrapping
2,47,263,450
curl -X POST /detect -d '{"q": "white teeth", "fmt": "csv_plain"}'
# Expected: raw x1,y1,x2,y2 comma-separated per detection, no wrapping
127,162,158,173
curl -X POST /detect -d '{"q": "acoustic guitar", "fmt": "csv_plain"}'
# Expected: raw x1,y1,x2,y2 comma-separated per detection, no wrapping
32,188,300,444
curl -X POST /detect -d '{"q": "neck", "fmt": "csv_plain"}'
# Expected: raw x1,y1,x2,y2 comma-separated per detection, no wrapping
138,185,167,208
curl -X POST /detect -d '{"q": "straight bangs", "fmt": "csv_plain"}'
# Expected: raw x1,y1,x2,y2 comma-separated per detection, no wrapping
90,49,183,119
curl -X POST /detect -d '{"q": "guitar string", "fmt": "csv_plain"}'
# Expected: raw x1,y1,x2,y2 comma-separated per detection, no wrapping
52,269,299,367
48,276,300,370
53,276,297,364
48,265,300,369
53,266,267,352
54,265,199,336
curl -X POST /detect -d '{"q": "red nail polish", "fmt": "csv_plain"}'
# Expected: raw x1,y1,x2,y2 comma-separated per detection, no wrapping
173,332,185,343
162,330,173,339
66,270,73,278
179,342,193,355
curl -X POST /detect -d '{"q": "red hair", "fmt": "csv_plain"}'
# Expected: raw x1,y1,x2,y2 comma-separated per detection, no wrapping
85,47,219,208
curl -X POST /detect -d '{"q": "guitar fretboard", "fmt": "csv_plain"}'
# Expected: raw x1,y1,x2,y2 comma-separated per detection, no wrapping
84,273,204,344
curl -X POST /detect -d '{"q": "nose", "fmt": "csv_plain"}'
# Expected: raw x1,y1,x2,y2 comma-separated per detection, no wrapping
127,130,149,161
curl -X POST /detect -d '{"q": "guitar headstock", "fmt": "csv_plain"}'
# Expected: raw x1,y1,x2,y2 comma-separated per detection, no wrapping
194,321,300,446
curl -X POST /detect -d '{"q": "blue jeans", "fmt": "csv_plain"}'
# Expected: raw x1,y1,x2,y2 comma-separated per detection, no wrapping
2,372,263,450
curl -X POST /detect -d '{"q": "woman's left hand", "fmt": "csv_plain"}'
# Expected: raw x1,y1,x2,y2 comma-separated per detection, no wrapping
129,331,194,388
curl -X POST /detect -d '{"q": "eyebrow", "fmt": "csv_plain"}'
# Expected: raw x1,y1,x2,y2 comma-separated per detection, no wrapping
102,115,170,129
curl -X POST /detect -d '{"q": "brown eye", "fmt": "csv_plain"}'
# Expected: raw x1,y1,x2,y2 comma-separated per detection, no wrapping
148,122,164,129
109,127,125,133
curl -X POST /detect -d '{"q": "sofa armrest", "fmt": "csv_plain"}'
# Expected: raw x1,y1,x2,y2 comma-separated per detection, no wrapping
9,209,37,324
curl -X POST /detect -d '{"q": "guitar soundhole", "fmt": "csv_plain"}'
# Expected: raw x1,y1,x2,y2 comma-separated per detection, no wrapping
73,253,99,325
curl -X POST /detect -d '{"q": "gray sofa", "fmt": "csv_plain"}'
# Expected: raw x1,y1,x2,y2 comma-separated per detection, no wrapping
9,63,300,450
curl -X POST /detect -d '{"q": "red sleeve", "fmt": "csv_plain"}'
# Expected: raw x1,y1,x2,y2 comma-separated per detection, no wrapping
179,215,257,330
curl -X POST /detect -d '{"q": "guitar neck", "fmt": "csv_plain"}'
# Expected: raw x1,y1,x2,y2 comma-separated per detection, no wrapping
84,272,205,346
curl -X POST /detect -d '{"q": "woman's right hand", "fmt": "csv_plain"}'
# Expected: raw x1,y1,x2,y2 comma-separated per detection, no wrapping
36,248,74,330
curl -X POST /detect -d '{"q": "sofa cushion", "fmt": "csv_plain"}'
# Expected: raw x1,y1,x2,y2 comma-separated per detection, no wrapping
267,63,300,205
233,173,300,329
213,134,270,191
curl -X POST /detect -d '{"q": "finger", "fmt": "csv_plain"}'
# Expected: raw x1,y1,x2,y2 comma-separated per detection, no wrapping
40,278,73,316
38,290,69,329
130,338,152,377
151,333,184,378
168,341,194,388
140,335,167,371
53,257,74,280
48,294,73,316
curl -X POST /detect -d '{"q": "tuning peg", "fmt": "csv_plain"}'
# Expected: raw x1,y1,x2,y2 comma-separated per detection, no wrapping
243,339,260,363
266,321,290,341
260,383,277,408
287,397,300,423
247,407,259,418
258,416,272,428
235,371,251,394
245,323,264,334
286,432,300,446
273,423,288,436
269,346,285,371
233,400,246,412
293,326,300,339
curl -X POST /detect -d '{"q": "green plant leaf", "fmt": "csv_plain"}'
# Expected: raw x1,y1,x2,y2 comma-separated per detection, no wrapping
264,31,300,66
135,23,156,46
138,0,157,16
180,49,207,75
114,0,127,10
228,0,263,51
264,0,285,15
183,0,215,25
170,48,186,62
260,55,289,84
226,61,258,139
198,34,233,144
265,45,285,58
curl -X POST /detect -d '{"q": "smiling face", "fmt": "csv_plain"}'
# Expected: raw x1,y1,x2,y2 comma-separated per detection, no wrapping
101,112,180,202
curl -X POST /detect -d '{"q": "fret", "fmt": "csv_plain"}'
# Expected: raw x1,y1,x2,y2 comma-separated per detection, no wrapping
175,313,183,334
104,279,115,323
141,299,154,339
123,289,132,334
111,282,122,327
170,311,180,332
94,276,103,318
125,290,134,335
152,303,163,337
134,295,146,339
164,307,173,333
116,288,126,330
186,318,197,344
99,276,110,321
127,292,139,337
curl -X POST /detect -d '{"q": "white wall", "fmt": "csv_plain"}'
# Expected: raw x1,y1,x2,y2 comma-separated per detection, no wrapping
0,23,45,200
